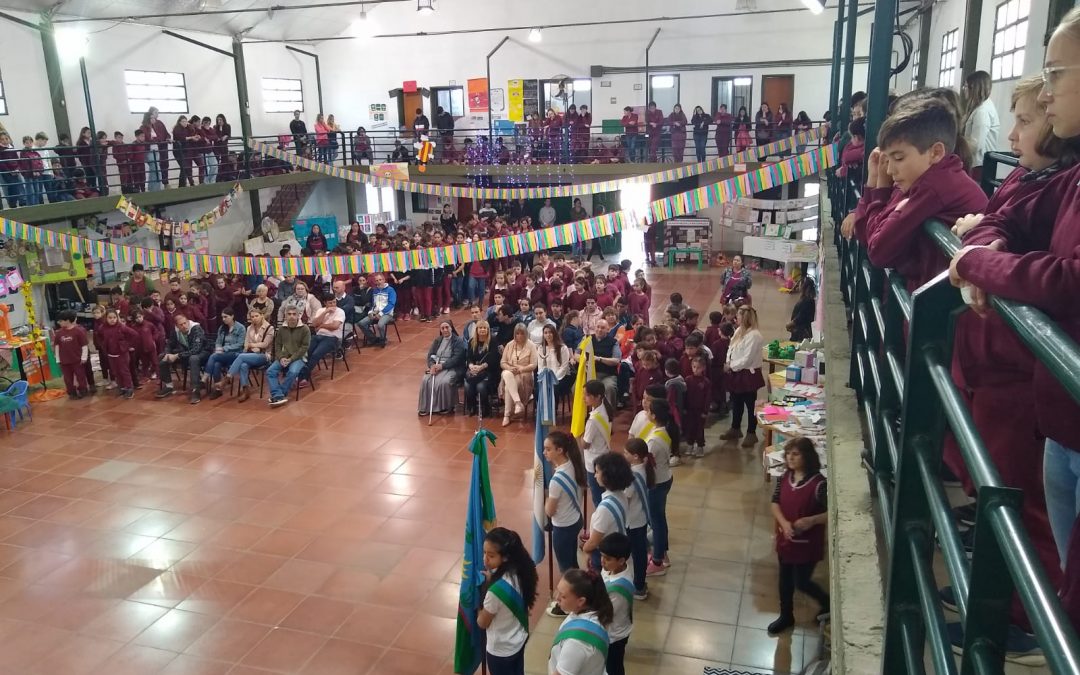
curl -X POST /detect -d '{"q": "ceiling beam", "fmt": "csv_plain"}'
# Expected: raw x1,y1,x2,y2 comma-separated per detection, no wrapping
51,0,411,23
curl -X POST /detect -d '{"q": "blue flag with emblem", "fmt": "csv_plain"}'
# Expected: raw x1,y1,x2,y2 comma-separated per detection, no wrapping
532,368,557,564
453,429,498,675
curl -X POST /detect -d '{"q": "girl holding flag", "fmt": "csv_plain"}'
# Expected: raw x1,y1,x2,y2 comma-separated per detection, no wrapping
549,569,615,675
544,431,587,610
579,379,614,508
479,527,539,675
623,438,655,599
645,400,680,576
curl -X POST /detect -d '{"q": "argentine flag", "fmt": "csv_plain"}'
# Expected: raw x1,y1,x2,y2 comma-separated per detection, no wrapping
532,368,557,564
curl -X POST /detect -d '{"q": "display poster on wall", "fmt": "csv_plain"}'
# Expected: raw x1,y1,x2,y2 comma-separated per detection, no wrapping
369,103,389,128
293,215,340,250
373,163,410,181
467,78,489,112
507,79,524,122
489,88,505,113
345,212,394,235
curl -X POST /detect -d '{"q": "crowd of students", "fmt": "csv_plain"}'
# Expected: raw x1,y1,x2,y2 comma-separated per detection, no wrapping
837,8,1080,663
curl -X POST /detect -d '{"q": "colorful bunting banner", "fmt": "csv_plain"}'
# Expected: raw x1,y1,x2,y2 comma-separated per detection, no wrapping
248,127,826,200
115,183,244,235
0,144,838,277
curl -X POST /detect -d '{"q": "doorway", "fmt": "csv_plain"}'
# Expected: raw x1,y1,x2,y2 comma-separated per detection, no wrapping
402,91,424,129
712,76,753,116
760,75,795,116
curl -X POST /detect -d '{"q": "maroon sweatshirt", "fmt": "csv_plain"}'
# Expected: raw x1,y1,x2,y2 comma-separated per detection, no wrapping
55,326,88,365
956,162,1080,450
96,322,139,356
862,154,987,292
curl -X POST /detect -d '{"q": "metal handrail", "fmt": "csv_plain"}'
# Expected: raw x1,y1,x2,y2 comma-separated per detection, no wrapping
828,171,1080,674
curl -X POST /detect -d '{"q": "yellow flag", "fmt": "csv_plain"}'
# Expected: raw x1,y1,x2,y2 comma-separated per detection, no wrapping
570,336,596,436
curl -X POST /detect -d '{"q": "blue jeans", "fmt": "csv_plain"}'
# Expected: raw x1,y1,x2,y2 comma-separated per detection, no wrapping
205,351,239,381
648,477,673,562
693,133,708,162
551,519,582,574
147,146,162,191
623,135,639,163
451,276,466,305
23,175,44,206
628,525,649,591
0,172,24,208
468,277,487,305
486,646,524,675
1044,438,1080,566
308,334,340,365
267,359,306,399
228,352,270,386
204,152,218,183
359,314,393,342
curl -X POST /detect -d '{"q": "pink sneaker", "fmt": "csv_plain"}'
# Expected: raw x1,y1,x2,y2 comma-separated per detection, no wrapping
645,560,667,577
662,555,671,568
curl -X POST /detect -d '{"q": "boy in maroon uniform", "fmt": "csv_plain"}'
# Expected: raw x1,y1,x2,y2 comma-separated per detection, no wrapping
54,310,90,399
645,102,665,162
708,322,734,414
112,132,132,194
684,355,712,457
128,128,148,193
621,106,640,162
856,95,988,292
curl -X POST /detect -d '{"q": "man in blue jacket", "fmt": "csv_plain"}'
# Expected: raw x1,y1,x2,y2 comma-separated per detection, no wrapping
358,274,397,348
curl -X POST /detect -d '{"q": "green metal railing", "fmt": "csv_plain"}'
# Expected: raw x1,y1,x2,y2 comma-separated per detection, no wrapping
829,171,1080,673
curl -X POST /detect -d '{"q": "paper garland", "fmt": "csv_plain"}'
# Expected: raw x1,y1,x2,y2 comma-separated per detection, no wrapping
21,280,46,357
115,183,244,235
0,144,838,277
248,127,826,200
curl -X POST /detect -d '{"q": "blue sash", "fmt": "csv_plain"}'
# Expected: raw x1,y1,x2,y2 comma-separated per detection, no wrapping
553,618,610,658
598,495,627,534
551,471,582,516
632,472,652,528
606,576,636,622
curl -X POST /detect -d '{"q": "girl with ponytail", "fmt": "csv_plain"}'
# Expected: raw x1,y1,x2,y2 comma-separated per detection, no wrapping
543,430,588,617
623,438,655,599
549,568,615,675
579,379,614,507
645,399,679,576
479,527,539,675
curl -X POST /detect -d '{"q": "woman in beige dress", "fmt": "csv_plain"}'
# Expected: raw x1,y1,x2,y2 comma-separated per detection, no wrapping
500,323,538,426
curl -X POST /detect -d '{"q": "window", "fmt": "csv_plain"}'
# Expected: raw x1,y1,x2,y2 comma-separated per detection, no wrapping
649,74,680,114
910,47,920,91
712,76,753,116
124,70,188,114
262,77,303,113
938,29,959,88
433,86,464,117
991,0,1030,81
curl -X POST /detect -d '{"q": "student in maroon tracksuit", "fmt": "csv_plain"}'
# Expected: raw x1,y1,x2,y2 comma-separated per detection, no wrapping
683,355,711,457
854,94,988,292
97,309,139,398
543,108,562,163
172,116,195,187
54,311,91,399
140,298,167,362
707,322,733,414
628,280,651,327
188,116,207,184
768,437,829,635
574,105,592,162
645,102,664,162
111,132,132,194
90,305,111,387
128,129,148,193
714,104,733,158
669,104,688,163
621,106,641,163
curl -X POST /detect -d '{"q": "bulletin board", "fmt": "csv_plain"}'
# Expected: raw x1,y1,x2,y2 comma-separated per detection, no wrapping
293,215,339,250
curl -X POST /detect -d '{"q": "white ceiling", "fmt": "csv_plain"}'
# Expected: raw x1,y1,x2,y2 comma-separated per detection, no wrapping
0,0,864,43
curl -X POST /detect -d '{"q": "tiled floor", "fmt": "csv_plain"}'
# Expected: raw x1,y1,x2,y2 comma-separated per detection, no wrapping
0,245,826,675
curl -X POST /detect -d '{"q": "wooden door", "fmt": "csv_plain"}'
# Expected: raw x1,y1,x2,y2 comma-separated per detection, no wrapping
761,75,795,115
403,92,424,130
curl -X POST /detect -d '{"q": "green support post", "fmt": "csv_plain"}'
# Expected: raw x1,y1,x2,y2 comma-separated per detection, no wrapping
916,7,932,89
232,36,262,232
864,0,896,165
961,0,984,84
38,18,71,141
346,184,357,223
839,0,858,137
828,0,846,126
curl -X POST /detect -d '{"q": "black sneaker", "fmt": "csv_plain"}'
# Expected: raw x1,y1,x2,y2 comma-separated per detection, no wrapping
269,397,288,407
545,602,567,618
122,389,134,399
939,586,960,613
189,393,201,405
155,386,175,399
953,502,978,528
208,389,222,400
767,614,795,635
948,622,1046,666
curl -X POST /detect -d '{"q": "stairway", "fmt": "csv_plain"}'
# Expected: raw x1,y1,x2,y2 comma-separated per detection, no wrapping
261,182,316,231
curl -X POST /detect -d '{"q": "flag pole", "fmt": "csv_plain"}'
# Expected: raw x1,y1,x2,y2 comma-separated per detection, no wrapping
547,522,554,593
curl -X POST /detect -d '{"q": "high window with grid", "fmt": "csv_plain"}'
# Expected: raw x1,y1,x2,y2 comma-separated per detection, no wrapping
939,29,959,88
263,78,304,113
991,0,1030,81
125,70,188,114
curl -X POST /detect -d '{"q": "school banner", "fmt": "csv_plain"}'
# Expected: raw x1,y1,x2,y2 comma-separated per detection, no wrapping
0,144,838,275
248,125,826,200
507,79,525,122
467,78,489,113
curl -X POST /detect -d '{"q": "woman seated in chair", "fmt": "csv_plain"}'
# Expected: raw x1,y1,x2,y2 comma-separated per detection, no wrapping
500,323,539,426
225,309,276,402
418,319,466,416
538,324,573,398
464,320,498,418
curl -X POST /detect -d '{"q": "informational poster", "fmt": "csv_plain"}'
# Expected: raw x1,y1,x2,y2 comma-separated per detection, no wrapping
22,245,88,284
507,79,524,122
373,162,410,181
293,215,339,250
341,212,393,235
489,88,505,113
369,103,388,128
467,78,489,112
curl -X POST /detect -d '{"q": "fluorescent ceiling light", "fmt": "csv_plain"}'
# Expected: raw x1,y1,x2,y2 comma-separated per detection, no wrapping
574,79,592,91
417,0,434,15
56,27,89,62
349,10,372,38
801,0,824,15
528,28,542,42
652,75,675,89
733,77,753,86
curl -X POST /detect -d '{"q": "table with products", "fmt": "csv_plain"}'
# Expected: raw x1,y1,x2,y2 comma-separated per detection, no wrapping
755,348,827,482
